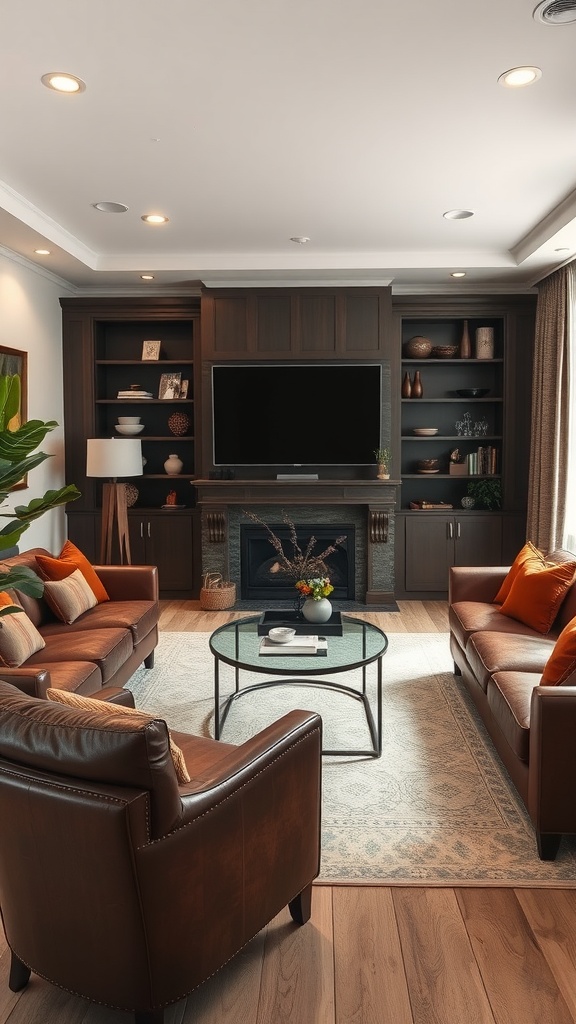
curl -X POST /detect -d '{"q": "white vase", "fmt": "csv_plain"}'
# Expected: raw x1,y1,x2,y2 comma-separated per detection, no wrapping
164,454,183,476
302,597,333,623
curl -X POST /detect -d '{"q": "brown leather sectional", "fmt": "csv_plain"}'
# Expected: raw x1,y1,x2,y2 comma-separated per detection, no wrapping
0,548,159,701
449,548,576,860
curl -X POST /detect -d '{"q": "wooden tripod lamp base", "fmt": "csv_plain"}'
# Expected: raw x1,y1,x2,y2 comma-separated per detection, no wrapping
86,438,143,566
100,482,131,564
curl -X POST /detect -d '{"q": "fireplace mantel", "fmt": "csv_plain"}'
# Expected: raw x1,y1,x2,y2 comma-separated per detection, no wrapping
194,478,400,604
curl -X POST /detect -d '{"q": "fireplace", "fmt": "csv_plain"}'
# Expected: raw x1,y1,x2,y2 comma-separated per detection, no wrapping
194,480,398,605
240,524,356,601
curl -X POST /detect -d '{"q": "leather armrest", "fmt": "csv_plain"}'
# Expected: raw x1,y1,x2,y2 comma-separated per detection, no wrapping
94,685,136,707
529,685,576,832
449,565,509,604
178,710,322,823
93,565,159,602
0,668,50,697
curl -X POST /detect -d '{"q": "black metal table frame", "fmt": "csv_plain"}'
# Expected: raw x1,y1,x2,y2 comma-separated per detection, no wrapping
209,614,387,758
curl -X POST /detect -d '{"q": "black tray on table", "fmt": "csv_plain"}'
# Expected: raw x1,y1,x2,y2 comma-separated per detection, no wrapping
257,610,344,636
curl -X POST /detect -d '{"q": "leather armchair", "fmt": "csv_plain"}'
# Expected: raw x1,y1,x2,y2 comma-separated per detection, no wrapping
0,680,322,1024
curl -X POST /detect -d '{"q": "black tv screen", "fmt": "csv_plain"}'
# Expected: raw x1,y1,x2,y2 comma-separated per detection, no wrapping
212,363,382,466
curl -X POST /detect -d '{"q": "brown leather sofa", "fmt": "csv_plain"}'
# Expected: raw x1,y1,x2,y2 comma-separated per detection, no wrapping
449,548,576,860
0,548,159,701
0,680,322,1024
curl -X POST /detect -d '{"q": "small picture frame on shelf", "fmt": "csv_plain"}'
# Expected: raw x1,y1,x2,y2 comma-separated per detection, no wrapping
141,340,161,361
158,372,181,400
179,379,189,399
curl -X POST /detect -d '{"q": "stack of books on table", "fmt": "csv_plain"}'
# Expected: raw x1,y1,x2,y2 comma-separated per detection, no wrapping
259,635,328,657
117,390,153,399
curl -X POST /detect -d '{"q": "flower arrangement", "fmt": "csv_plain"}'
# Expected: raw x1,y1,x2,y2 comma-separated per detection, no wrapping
243,509,345,581
295,577,334,601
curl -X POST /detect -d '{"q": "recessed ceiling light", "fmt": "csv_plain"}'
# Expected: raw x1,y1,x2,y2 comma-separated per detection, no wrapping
451,271,466,278
443,210,474,220
34,248,51,256
141,274,155,280
290,236,311,244
41,72,85,94
92,201,129,214
498,66,542,88
533,0,576,25
141,214,169,225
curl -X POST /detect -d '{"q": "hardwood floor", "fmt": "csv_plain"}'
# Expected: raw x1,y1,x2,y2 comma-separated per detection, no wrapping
2,600,576,1024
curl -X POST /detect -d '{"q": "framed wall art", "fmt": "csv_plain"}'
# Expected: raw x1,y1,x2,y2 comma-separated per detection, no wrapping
0,344,28,488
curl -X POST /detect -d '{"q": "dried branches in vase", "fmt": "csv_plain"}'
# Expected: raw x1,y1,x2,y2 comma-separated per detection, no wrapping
242,510,345,608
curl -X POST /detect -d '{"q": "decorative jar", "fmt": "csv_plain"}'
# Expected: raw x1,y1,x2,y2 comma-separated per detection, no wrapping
164,454,183,476
404,336,432,359
302,597,333,623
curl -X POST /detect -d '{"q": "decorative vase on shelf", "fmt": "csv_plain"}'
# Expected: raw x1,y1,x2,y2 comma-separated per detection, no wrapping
302,597,333,623
376,464,390,480
460,320,472,358
402,372,412,398
168,411,191,436
475,326,494,359
411,370,423,398
405,336,432,359
164,454,183,476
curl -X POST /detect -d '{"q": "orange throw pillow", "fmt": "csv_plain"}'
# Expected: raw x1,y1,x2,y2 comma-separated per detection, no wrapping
36,540,109,604
499,557,576,634
494,541,547,605
541,616,576,686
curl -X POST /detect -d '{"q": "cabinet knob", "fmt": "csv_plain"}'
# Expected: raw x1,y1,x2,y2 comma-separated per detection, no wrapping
448,522,454,540
140,522,143,539
148,522,151,538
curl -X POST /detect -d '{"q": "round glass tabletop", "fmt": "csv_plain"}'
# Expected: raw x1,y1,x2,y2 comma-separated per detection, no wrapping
209,614,388,676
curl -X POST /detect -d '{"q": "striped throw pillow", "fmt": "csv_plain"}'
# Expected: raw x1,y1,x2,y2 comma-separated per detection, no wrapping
0,602,46,667
42,568,98,624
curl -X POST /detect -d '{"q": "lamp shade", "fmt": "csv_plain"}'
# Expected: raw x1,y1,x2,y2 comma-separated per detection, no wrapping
86,438,143,479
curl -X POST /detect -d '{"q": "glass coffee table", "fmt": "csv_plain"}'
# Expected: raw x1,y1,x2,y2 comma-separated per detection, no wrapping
209,614,388,758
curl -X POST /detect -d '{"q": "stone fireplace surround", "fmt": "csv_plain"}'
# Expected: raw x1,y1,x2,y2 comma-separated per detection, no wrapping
194,479,398,605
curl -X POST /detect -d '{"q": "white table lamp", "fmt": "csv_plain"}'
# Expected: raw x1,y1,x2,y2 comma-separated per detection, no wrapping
86,438,143,564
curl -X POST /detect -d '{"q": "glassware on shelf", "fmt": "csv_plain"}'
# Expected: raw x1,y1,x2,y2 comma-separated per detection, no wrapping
455,412,473,436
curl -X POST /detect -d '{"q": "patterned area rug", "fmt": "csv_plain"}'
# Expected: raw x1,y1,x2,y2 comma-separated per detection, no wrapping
127,631,576,886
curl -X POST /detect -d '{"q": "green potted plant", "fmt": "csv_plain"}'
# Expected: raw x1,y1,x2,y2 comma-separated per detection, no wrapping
373,446,391,480
0,375,80,612
466,479,502,511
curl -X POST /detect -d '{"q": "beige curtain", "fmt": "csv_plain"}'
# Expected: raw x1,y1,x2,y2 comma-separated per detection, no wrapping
527,264,571,550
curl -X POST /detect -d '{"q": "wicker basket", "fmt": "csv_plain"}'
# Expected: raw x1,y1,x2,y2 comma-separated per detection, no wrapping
199,572,237,610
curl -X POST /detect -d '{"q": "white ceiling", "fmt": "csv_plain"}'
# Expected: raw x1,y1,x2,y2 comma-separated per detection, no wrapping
2,0,576,295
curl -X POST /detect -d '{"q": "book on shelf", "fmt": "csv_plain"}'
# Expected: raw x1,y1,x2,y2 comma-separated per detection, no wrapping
466,446,498,475
259,636,328,656
117,390,153,399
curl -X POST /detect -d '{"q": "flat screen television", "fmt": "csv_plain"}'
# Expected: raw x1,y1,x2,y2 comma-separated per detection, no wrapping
212,363,382,466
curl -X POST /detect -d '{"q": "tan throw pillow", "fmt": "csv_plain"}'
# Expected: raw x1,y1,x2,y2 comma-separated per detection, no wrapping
42,568,98,624
0,604,46,667
45,688,191,784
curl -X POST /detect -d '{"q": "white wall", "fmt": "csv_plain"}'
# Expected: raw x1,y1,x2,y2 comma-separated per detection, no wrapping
0,250,74,553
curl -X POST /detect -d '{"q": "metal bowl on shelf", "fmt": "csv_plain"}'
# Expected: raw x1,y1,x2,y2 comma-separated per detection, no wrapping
455,388,490,398
416,458,440,472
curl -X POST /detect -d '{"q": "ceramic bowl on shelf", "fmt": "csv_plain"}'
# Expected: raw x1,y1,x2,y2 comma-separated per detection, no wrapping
118,416,141,424
455,388,490,398
416,458,440,471
431,345,458,358
412,427,439,436
115,423,144,435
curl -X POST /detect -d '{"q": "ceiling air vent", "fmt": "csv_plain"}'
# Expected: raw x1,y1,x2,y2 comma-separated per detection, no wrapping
533,0,576,24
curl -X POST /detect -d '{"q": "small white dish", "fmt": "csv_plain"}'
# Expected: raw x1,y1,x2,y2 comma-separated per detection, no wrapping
268,627,297,644
118,416,141,424
115,423,144,435
413,428,439,436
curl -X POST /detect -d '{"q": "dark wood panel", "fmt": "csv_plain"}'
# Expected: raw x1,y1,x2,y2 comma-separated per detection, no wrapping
343,293,381,352
405,515,452,591
299,294,336,352
255,294,292,352
213,296,248,352
455,514,502,565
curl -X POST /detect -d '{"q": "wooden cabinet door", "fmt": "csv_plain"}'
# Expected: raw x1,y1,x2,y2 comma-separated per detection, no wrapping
405,515,453,591
146,513,194,593
454,515,502,566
